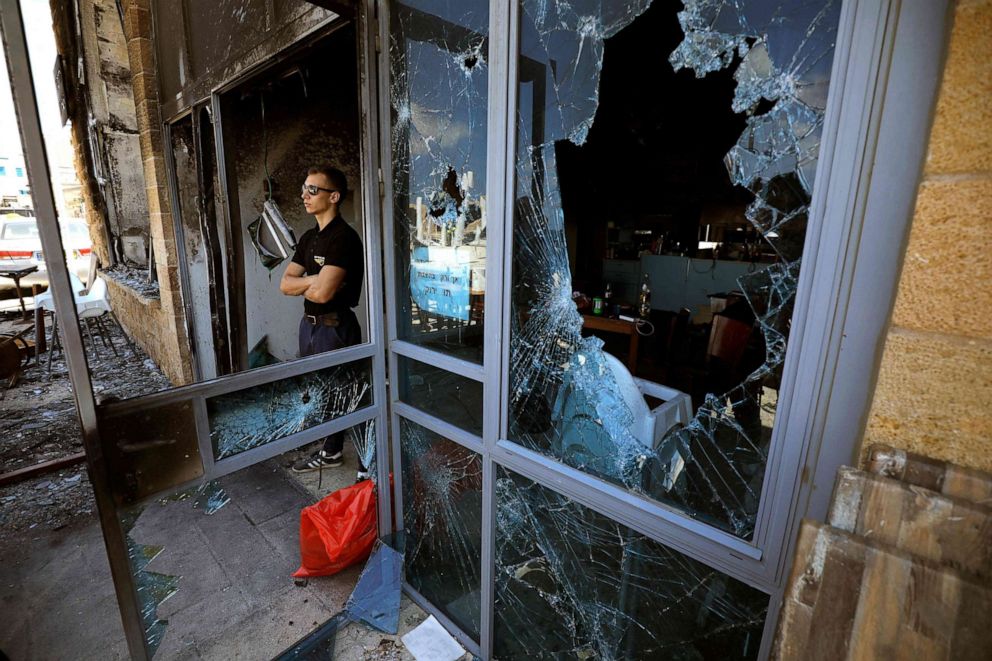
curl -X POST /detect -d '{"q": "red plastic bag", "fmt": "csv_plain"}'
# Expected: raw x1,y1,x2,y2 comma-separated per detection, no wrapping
293,479,377,578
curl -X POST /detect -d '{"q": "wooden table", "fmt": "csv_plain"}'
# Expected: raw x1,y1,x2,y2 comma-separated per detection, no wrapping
582,313,639,373
0,264,39,320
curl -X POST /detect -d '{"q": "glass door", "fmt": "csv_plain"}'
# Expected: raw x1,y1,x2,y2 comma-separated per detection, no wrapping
3,2,391,658
380,0,849,658
379,0,492,654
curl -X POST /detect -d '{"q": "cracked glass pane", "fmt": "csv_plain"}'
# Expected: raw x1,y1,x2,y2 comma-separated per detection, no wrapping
389,0,490,364
208,359,373,460
494,467,769,659
397,355,484,436
509,0,840,538
400,418,483,641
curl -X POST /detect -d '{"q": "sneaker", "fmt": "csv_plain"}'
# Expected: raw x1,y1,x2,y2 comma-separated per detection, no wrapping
355,470,372,483
291,450,343,472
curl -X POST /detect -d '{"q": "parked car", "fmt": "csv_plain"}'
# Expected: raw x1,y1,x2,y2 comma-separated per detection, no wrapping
0,214,92,271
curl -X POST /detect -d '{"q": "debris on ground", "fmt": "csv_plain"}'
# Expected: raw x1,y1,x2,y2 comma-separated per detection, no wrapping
0,468,94,542
0,307,171,541
101,265,160,299
363,638,405,661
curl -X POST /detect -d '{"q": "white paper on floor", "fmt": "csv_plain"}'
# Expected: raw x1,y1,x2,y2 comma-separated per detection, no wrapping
400,615,465,661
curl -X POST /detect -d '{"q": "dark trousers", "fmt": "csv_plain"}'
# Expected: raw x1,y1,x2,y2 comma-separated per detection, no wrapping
299,310,362,457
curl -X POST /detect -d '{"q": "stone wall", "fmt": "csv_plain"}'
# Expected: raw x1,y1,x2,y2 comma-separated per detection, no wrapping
861,0,992,471
116,0,194,386
50,0,194,386
102,276,188,383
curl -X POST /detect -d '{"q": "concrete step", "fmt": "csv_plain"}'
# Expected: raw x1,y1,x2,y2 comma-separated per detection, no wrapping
828,466,992,582
774,520,992,661
867,444,992,507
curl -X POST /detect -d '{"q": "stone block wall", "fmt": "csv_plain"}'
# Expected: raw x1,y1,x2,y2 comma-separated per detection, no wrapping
103,277,187,383
49,0,193,386
861,0,992,472
116,0,194,386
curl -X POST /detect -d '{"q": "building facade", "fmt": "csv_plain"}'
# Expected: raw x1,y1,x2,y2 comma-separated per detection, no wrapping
4,0,989,658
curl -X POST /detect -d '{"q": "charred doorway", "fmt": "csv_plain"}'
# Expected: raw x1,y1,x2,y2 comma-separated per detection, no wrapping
167,23,365,382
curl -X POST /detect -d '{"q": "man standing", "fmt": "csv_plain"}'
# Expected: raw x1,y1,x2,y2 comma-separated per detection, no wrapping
280,165,364,473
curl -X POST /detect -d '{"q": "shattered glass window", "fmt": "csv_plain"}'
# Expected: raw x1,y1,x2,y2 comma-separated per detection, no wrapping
508,0,840,538
397,355,484,436
208,359,373,459
400,418,483,641
389,0,490,364
494,467,769,659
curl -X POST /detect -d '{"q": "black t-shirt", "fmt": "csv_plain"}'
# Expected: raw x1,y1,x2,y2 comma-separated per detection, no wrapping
291,216,364,316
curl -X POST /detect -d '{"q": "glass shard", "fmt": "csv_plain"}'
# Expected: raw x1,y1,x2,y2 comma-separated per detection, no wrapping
509,0,841,538
344,539,404,635
347,419,378,484
120,479,229,657
400,418,483,641
494,468,769,659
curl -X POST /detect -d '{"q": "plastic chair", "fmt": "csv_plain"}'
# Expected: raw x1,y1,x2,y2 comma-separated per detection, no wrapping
37,273,133,372
599,352,695,492
601,351,693,449
77,276,134,354
33,271,86,312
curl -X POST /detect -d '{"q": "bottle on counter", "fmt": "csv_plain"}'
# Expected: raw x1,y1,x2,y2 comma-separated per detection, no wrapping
638,273,651,319
604,282,613,302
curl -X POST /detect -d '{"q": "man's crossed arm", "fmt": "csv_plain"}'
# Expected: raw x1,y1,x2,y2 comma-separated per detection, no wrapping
280,261,346,304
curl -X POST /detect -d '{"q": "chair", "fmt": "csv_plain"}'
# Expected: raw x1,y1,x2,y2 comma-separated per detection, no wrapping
552,348,693,493
77,276,135,352
601,351,693,450
32,271,86,311
35,274,133,372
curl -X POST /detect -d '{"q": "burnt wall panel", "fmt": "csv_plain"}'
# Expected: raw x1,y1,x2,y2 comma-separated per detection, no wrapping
219,26,364,364
103,131,149,237
151,0,340,119
152,0,186,112
170,117,219,378
185,0,271,81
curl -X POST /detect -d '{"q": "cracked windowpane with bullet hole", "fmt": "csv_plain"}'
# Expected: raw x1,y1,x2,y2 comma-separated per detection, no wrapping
509,0,840,538
207,359,373,459
493,468,769,659
400,418,483,641
389,0,490,365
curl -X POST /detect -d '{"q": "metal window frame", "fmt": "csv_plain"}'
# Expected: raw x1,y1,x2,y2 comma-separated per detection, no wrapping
372,0,499,651
479,0,952,659
1,0,146,656
2,2,393,658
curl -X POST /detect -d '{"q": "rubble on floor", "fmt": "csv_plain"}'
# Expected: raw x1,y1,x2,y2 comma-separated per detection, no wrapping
0,307,170,541
100,264,160,299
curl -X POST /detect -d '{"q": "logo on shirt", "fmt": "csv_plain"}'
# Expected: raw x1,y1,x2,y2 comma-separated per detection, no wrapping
314,255,325,266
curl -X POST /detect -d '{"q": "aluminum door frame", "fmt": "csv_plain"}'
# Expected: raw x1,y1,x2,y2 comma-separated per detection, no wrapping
1,1,392,658
369,0,954,659
485,0,953,659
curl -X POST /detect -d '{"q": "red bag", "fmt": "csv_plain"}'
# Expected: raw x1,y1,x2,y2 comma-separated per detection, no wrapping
293,479,377,578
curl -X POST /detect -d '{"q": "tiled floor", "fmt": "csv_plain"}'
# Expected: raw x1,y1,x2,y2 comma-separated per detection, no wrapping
0,440,441,661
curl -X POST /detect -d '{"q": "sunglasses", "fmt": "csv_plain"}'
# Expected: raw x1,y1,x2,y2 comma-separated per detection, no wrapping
301,184,339,196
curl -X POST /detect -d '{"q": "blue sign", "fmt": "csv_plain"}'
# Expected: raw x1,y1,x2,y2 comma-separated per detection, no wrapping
410,262,471,321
